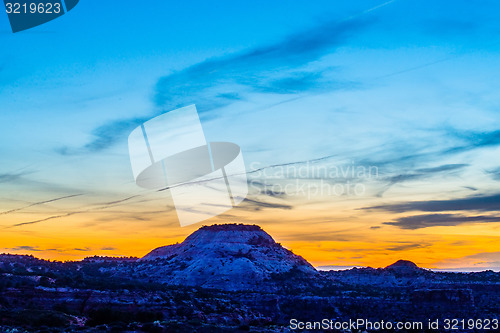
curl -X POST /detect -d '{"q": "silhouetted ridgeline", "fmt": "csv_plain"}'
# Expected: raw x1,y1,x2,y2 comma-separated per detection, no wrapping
0,224,498,332
82,256,139,263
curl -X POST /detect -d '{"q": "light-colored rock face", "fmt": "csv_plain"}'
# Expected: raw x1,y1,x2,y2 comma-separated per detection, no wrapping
139,224,317,290
183,226,274,246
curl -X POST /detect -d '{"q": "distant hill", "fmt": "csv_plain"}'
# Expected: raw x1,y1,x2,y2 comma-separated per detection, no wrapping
385,259,425,273
138,223,317,290
386,259,419,269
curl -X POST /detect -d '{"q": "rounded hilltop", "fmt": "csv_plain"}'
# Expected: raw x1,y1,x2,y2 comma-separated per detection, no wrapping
386,259,419,269
384,260,425,275
181,223,274,247
140,223,317,291
142,223,282,260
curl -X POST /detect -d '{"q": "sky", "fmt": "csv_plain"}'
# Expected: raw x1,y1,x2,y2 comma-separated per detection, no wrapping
0,0,499,271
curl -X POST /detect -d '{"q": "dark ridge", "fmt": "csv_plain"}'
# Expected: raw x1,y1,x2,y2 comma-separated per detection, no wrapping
198,223,263,231
82,256,138,263
386,259,419,269
0,253,55,262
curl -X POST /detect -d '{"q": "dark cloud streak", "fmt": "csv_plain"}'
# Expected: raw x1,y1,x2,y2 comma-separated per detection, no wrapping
236,198,292,211
376,163,468,197
0,194,84,215
386,243,429,251
384,213,500,229
365,193,500,213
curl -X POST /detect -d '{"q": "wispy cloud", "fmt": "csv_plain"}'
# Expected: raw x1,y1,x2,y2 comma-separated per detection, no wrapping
386,242,430,251
236,198,292,211
436,251,500,270
7,245,41,252
5,154,340,227
416,164,469,173
280,231,358,242
376,163,468,197
4,194,146,228
0,194,83,215
359,128,500,180
74,14,377,153
446,129,500,154
384,213,500,229
153,17,370,109
487,167,500,181
73,247,91,252
0,169,86,194
10,212,79,228
83,116,150,153
0,171,30,183
365,193,500,213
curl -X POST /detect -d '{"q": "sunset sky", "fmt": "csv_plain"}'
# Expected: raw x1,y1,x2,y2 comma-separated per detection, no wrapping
1,0,499,270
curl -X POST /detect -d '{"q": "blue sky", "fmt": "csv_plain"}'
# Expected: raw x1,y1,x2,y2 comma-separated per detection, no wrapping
0,0,499,269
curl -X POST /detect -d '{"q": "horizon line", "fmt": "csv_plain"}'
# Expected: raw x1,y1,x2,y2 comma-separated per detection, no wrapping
1,252,498,273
